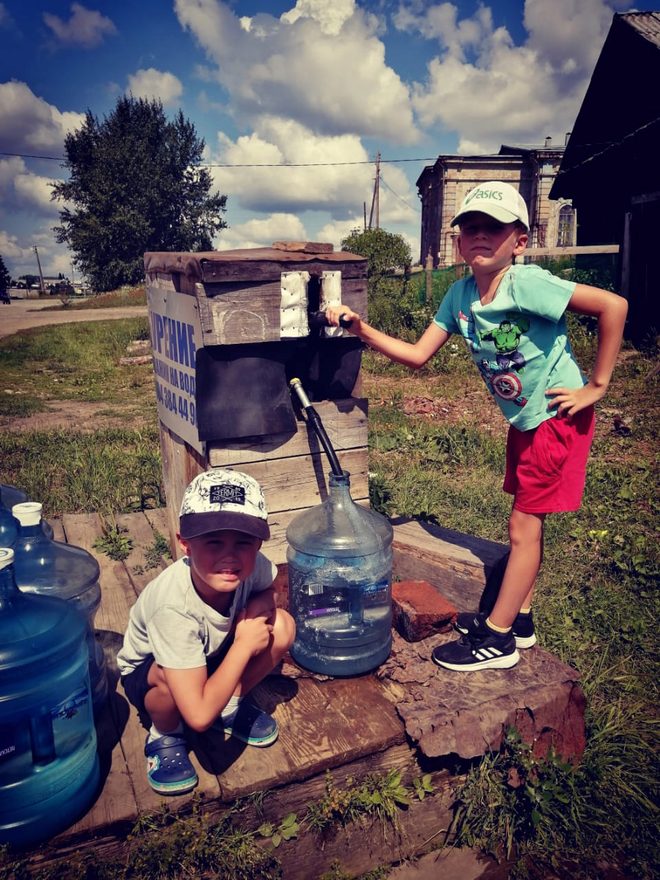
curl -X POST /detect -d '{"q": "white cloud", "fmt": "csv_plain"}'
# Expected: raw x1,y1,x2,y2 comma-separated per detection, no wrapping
126,68,184,108
175,0,418,143
43,2,117,49
217,212,307,250
280,0,356,36
0,81,84,154
211,118,375,215
0,229,25,260
397,0,620,153
0,156,60,216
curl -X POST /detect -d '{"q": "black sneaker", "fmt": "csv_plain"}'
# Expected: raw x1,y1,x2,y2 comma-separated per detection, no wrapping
432,627,520,672
455,610,537,649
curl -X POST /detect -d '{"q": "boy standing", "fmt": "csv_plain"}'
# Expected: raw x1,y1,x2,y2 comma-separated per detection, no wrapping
326,181,627,673
117,468,296,794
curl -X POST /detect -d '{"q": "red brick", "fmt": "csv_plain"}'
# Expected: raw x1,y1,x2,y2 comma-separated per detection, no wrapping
392,580,458,642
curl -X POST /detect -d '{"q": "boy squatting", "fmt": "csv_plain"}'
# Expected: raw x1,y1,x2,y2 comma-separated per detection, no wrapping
117,469,296,794
326,180,628,673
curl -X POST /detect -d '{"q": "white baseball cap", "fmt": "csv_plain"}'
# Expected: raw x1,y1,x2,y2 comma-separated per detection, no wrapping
179,468,270,540
451,181,529,229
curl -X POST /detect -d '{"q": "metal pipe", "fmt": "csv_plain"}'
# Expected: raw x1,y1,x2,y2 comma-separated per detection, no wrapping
289,378,343,476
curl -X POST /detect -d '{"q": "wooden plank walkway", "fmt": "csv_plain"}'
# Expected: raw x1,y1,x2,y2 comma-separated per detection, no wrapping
32,510,585,878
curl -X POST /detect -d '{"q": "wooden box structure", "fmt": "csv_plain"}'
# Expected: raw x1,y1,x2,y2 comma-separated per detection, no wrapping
144,243,369,563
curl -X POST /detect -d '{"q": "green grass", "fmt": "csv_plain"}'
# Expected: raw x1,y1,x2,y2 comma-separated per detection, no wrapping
0,427,164,517
0,318,154,417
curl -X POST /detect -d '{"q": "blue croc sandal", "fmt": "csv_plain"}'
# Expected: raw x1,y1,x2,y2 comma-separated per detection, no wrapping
145,734,198,794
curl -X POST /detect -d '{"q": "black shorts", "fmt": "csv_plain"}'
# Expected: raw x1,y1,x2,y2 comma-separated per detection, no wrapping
120,637,234,719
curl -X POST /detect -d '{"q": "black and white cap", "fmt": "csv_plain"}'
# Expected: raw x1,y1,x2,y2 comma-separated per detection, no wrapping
179,468,270,541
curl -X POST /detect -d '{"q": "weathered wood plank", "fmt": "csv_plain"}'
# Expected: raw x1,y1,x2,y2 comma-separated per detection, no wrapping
199,259,367,284
216,448,368,514
196,281,283,344
189,675,406,803
391,517,508,611
158,422,206,559
115,511,170,596
57,513,139,832
208,398,368,465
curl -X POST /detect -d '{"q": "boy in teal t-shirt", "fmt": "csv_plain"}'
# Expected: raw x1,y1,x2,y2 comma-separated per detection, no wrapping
326,181,628,672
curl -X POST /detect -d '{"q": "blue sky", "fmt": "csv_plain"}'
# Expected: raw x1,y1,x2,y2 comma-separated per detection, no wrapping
0,0,654,280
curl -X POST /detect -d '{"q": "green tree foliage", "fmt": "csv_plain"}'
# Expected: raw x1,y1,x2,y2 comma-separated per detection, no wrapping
52,96,228,292
0,254,10,292
340,228,412,280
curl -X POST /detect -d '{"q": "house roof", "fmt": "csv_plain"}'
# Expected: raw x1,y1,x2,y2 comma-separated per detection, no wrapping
550,12,660,199
624,10,660,45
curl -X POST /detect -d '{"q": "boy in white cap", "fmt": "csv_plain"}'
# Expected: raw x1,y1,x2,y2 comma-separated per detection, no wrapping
326,181,627,673
117,468,295,794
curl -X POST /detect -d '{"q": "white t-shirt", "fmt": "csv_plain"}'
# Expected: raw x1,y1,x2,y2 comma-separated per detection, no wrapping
116,552,276,675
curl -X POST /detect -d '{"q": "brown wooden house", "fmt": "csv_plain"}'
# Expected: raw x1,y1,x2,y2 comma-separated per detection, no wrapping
550,11,660,343
416,141,574,268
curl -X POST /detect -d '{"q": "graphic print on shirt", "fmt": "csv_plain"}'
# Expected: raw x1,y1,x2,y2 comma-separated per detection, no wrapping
472,312,530,409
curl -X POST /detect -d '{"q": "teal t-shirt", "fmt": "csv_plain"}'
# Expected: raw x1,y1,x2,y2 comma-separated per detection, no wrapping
434,264,586,431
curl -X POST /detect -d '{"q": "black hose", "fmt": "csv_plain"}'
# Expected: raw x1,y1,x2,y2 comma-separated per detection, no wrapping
289,378,344,476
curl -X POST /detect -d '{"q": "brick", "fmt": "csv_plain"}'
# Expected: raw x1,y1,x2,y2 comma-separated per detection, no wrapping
392,580,458,642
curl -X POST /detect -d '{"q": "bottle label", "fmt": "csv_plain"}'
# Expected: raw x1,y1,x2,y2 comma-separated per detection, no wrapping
0,727,17,762
51,686,90,721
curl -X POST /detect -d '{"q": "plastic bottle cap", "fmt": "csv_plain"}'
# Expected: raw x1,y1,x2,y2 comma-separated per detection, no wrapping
0,547,15,567
12,501,43,526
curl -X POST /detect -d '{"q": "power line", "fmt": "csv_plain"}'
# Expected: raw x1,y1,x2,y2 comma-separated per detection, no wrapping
0,150,439,166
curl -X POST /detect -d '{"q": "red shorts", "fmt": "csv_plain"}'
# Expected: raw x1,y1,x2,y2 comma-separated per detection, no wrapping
503,407,596,514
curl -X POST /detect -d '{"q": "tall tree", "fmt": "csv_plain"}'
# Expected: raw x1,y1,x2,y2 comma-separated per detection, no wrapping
0,255,10,292
341,228,411,280
53,96,227,292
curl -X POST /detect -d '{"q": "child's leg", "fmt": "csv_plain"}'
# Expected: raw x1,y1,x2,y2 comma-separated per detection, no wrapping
144,663,181,733
231,608,295,699
488,508,545,630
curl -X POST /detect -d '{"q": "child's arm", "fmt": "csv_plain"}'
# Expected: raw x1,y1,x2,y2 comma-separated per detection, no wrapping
243,586,277,625
161,611,273,731
325,305,450,369
546,284,628,417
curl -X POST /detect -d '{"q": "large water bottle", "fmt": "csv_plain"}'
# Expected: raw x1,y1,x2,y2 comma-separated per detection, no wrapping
0,483,53,539
286,470,393,676
0,506,19,548
0,547,100,849
12,502,108,713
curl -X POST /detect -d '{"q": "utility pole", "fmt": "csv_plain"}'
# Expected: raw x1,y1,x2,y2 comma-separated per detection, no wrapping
33,246,46,294
368,152,381,230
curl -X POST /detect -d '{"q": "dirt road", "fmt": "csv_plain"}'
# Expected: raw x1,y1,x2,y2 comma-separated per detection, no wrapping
0,298,147,339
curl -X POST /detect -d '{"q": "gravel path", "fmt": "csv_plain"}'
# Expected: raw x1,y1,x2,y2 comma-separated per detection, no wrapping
0,298,147,339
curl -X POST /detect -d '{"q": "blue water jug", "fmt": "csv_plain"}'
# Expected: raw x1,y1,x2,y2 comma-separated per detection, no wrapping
0,547,100,849
12,502,108,713
0,483,53,540
0,507,19,548
286,470,393,676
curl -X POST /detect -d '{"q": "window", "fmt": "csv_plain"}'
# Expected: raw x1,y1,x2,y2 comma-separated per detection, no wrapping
557,204,575,247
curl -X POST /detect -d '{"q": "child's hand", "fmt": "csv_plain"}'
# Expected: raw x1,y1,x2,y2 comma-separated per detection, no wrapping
244,591,276,625
546,382,604,418
325,305,361,334
234,610,273,656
